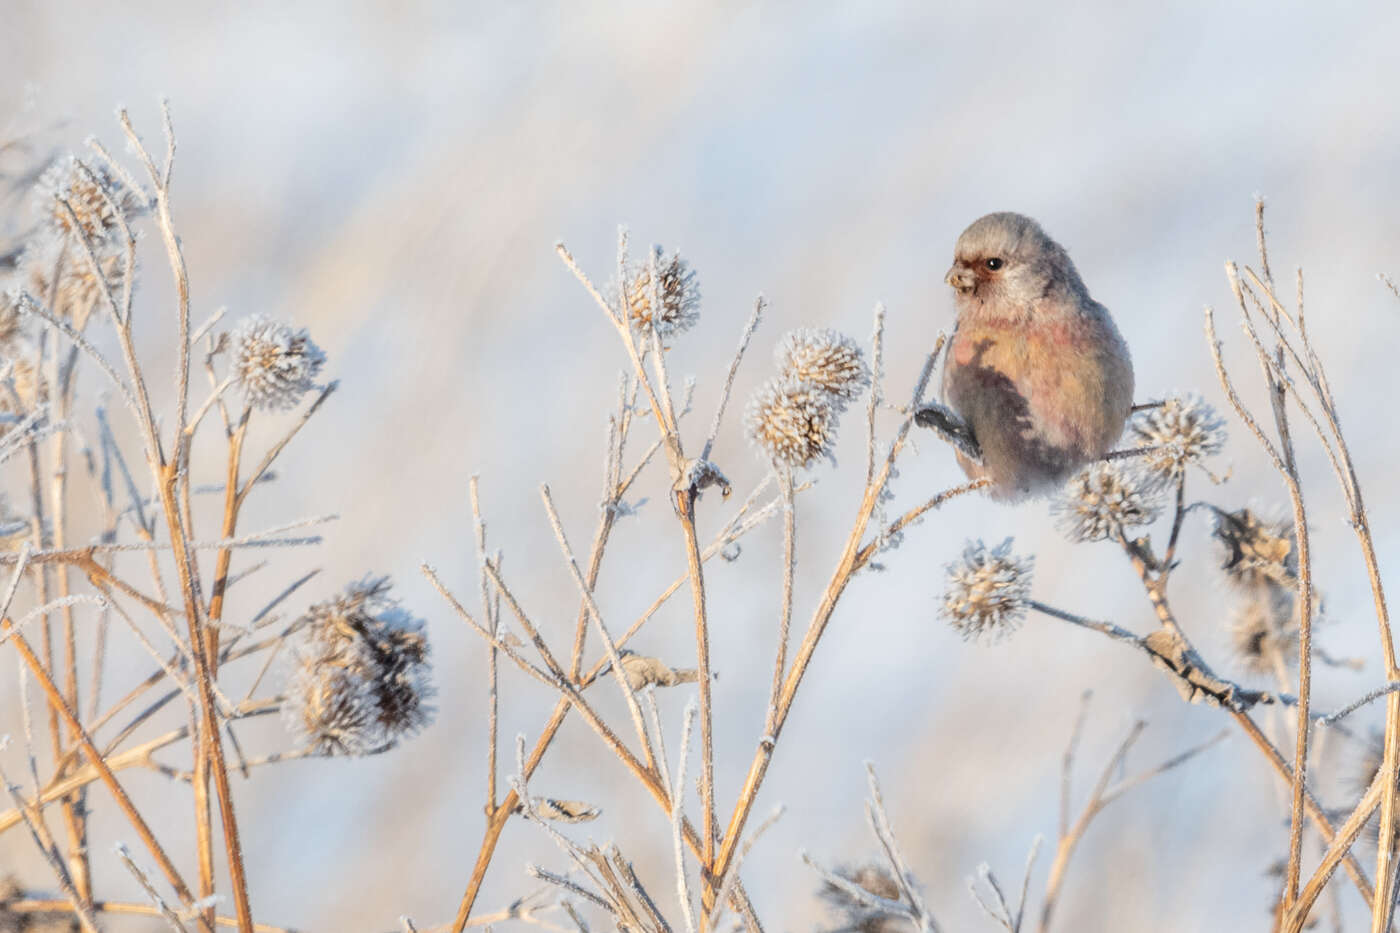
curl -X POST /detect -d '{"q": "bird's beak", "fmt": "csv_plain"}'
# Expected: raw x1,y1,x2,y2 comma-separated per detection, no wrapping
945,265,976,295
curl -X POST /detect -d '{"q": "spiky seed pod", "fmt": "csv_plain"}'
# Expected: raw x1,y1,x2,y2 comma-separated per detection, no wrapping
1230,585,1300,676
1213,507,1296,589
286,577,434,756
941,538,1033,641
774,328,870,406
230,314,326,411
1130,394,1227,479
24,236,128,322
36,155,146,245
622,245,700,337
817,863,905,933
745,377,839,468
1054,461,1163,543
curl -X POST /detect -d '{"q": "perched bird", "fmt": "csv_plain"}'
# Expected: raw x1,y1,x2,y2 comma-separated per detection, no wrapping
927,212,1133,501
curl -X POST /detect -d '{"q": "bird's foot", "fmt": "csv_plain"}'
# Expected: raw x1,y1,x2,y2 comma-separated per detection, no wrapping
915,403,983,463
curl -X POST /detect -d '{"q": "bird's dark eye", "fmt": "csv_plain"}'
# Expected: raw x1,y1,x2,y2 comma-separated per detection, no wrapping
984,257,1004,271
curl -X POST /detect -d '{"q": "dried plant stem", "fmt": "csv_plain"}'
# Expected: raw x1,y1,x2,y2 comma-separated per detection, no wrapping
1,899,292,933
1039,719,1224,933
1208,291,1316,912
765,468,796,736
469,477,499,812
714,351,946,891
112,105,255,933
192,404,249,919
1028,600,1373,908
442,486,781,929
540,485,659,776
675,486,717,899
1,616,208,928
1285,770,1385,933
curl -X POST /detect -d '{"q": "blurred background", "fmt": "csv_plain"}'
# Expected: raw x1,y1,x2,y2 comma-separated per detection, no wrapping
3,1,1400,929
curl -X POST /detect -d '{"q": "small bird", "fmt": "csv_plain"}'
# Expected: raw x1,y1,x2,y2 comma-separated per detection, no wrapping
924,212,1133,501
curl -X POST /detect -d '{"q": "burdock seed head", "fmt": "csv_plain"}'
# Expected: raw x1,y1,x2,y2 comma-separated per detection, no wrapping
622,245,700,338
35,154,146,245
941,538,1034,641
230,314,326,411
1054,460,1164,543
286,576,435,757
1212,507,1296,589
1130,394,1227,479
774,328,870,406
745,377,839,469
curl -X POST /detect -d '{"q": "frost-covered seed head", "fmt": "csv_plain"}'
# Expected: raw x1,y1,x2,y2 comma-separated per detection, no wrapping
1213,507,1296,589
622,245,700,337
1230,586,1299,675
774,328,870,405
36,154,145,244
24,236,128,321
1130,395,1227,478
231,315,326,411
745,377,838,468
287,577,434,756
817,863,904,933
941,538,1033,640
1054,461,1163,543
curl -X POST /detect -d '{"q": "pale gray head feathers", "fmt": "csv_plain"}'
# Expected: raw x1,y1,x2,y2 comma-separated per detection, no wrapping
946,211,1089,310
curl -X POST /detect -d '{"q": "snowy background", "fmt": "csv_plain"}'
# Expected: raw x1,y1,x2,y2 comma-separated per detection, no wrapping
4,1,1400,929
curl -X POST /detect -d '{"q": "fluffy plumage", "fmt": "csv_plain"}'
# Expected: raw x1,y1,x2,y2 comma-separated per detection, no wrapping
941,212,1133,500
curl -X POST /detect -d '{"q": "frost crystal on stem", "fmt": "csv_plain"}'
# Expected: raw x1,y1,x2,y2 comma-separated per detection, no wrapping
287,577,435,756
941,538,1033,640
231,314,326,410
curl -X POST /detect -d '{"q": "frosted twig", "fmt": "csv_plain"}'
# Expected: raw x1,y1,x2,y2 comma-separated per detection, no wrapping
115,842,190,932
540,484,659,775
1315,683,1400,726
701,296,765,462
866,302,885,485
0,756,101,933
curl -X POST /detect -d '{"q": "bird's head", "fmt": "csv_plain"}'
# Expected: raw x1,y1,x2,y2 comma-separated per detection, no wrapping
945,212,1087,314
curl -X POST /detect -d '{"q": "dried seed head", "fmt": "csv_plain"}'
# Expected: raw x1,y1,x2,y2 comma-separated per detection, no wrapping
35,154,145,245
1213,507,1296,589
622,245,700,337
532,798,601,823
774,328,870,405
1130,395,1227,478
817,862,905,933
618,652,699,691
230,315,326,411
941,538,1033,641
286,577,435,756
1054,461,1164,543
746,377,839,469
24,235,128,321
0,874,79,931
1230,586,1299,676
